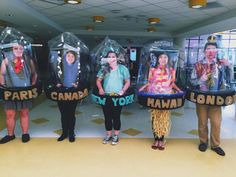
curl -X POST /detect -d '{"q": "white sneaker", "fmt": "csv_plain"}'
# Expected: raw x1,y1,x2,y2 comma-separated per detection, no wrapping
102,136,112,144
111,135,119,145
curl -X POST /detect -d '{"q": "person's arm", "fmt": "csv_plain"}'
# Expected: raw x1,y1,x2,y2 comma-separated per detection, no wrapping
172,82,182,92
119,78,130,95
30,59,38,85
139,83,149,92
96,77,105,95
0,59,7,86
170,68,182,92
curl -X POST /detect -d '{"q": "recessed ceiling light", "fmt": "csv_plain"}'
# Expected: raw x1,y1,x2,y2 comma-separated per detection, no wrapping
148,18,160,24
64,0,81,4
93,16,105,23
86,25,94,31
189,0,207,9
147,26,156,32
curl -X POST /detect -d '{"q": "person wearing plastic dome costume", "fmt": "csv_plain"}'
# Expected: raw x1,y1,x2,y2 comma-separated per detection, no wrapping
46,32,89,143
139,51,182,150
54,50,79,142
190,36,231,156
96,51,130,145
0,41,37,144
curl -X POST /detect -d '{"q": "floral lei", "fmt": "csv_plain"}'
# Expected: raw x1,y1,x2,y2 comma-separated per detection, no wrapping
13,57,24,74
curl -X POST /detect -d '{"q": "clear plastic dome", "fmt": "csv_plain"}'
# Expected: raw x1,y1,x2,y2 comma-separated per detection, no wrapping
184,35,235,106
45,32,90,101
137,41,180,94
137,41,185,110
90,37,134,106
90,37,129,86
0,27,38,88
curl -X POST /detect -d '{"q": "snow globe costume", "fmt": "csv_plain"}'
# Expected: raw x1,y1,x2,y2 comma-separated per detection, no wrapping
44,32,90,142
137,41,185,150
0,27,41,144
91,37,135,145
184,35,235,156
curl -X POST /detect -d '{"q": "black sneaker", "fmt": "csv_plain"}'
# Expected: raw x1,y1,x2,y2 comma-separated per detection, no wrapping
198,143,208,152
69,135,75,142
211,147,225,156
22,133,30,143
102,135,112,144
111,135,119,145
0,135,16,144
57,134,68,141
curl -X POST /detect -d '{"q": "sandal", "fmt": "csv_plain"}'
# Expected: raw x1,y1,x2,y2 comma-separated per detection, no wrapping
158,141,165,150
151,140,159,150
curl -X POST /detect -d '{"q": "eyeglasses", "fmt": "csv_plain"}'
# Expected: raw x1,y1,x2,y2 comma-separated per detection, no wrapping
13,47,24,51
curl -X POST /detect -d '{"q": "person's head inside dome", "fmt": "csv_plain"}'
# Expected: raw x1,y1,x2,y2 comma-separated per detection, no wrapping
204,42,218,62
65,50,77,65
106,51,118,69
12,43,24,58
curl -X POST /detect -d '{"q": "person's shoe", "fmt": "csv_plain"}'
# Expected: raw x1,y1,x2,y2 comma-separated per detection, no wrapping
0,135,16,144
102,135,112,144
198,143,208,152
22,133,30,143
211,147,225,156
151,140,159,150
57,134,68,141
111,135,119,145
69,133,75,142
158,140,165,150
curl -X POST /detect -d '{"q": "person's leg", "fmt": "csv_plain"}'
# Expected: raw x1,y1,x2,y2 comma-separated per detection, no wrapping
150,109,169,150
113,106,122,135
68,101,78,142
19,108,29,134
157,136,165,150
111,106,122,145
209,106,225,156
102,105,112,144
196,104,209,143
6,109,16,136
57,102,68,141
196,104,209,151
0,109,16,144
151,110,159,149
19,108,30,143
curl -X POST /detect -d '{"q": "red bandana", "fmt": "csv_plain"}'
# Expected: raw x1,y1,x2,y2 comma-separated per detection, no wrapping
13,57,23,74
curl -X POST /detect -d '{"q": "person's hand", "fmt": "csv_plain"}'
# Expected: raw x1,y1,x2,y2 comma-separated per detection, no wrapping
56,83,62,87
98,88,105,95
72,83,78,88
219,59,230,66
119,90,124,96
200,73,208,81
177,89,183,93
139,87,144,92
31,74,37,85
0,83,6,88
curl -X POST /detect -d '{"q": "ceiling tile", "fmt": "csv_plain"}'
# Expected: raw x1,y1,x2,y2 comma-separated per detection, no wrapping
116,0,150,8
156,0,186,8
83,0,113,6
27,0,59,9
136,4,163,12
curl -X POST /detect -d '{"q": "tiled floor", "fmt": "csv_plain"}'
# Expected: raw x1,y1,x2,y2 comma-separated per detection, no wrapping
1,95,235,140
0,96,236,177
